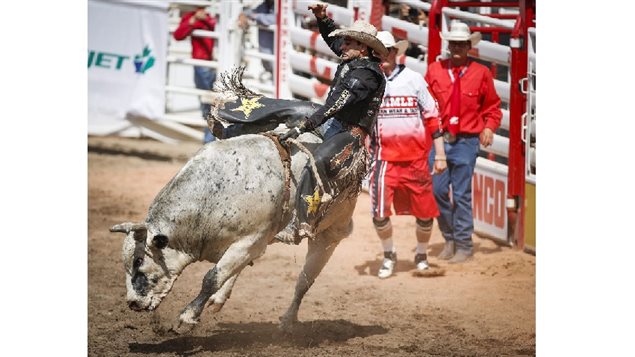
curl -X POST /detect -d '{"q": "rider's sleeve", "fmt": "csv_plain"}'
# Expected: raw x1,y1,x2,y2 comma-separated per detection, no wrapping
302,68,379,131
317,16,343,57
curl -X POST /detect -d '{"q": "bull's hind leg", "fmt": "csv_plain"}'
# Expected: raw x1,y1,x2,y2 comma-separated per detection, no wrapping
279,218,353,332
177,236,267,328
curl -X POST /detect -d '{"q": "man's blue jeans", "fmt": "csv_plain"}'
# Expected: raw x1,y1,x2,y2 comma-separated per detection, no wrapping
194,66,217,143
429,136,480,252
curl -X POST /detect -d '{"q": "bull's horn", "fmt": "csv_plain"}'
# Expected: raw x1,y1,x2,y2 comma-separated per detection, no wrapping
110,222,147,234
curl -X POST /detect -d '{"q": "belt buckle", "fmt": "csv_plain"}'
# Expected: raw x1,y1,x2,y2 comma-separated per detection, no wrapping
443,131,457,144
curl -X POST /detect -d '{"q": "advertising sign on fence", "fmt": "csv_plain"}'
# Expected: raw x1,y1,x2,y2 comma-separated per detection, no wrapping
88,0,168,135
472,158,508,242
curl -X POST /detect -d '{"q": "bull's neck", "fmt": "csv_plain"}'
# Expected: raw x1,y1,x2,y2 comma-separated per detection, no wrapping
164,248,196,274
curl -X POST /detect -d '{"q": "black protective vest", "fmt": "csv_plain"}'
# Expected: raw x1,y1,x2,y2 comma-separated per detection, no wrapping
330,57,386,134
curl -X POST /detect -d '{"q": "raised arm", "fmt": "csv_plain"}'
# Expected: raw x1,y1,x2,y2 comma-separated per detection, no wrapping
173,12,195,40
309,3,343,56
173,10,215,40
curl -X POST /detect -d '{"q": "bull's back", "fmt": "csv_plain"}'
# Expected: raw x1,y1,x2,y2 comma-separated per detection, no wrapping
145,135,287,257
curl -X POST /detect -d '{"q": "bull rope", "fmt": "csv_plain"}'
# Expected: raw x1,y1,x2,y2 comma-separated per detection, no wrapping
260,133,293,230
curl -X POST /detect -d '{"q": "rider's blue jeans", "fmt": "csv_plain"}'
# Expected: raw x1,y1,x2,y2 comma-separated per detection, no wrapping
194,66,217,143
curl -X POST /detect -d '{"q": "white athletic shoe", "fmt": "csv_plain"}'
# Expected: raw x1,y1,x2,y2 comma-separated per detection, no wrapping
414,253,429,272
378,251,397,279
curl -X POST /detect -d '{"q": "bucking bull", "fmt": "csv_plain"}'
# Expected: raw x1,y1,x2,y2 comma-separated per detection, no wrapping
110,69,367,333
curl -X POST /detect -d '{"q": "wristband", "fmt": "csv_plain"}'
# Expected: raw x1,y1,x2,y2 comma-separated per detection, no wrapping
434,155,446,161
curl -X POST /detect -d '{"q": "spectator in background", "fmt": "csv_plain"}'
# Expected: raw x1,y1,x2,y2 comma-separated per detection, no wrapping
400,3,427,27
239,0,276,80
369,31,446,279
424,21,502,264
399,4,428,59
173,5,217,144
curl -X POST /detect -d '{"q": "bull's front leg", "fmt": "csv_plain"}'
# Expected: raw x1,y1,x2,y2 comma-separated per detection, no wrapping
279,229,342,332
177,237,267,330
207,273,239,312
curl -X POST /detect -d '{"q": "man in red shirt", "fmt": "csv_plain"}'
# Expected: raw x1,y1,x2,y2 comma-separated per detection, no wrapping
424,21,502,264
173,6,217,143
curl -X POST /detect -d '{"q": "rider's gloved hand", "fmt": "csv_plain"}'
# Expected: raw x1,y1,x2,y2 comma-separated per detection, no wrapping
280,127,302,141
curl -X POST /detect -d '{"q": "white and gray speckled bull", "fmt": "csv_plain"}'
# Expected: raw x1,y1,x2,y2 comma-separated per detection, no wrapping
110,131,358,332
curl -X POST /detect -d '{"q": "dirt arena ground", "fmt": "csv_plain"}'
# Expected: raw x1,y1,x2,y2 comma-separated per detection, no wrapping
88,136,535,356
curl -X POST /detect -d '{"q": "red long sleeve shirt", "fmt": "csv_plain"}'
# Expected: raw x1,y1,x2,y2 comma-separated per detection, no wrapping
173,12,216,61
425,59,502,134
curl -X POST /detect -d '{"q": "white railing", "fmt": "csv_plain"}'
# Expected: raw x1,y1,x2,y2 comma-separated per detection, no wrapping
390,0,432,12
160,0,530,165
381,15,429,48
524,27,536,178
288,74,329,102
292,1,354,26
290,26,339,59
290,50,337,80
166,55,219,69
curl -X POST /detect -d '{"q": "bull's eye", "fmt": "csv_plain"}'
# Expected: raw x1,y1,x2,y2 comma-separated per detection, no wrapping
151,276,159,284
133,257,143,270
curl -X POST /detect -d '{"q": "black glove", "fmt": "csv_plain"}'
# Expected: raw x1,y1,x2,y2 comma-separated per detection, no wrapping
280,127,302,141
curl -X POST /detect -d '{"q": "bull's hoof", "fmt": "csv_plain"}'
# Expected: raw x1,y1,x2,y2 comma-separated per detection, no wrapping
206,294,227,313
170,308,200,335
179,308,200,325
278,314,298,334
207,302,225,313
170,314,199,335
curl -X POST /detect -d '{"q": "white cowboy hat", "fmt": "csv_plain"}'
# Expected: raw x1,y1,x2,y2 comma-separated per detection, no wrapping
329,20,389,57
441,21,482,47
376,31,408,56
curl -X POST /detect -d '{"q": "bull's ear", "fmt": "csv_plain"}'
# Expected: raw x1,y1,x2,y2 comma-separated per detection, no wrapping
152,234,169,249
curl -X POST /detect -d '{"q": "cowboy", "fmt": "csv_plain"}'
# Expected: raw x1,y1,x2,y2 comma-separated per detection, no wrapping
425,21,502,263
276,3,388,244
370,31,447,278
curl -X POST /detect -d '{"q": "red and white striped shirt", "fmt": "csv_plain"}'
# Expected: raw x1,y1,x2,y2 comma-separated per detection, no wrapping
371,65,440,162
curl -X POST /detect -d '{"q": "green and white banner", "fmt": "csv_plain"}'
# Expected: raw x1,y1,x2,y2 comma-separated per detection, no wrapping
88,0,168,135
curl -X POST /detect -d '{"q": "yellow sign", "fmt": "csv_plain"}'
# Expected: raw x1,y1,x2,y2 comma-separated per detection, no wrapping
231,97,264,118
303,189,321,214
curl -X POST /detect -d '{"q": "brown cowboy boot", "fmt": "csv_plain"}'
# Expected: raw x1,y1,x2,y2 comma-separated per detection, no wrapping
274,213,301,245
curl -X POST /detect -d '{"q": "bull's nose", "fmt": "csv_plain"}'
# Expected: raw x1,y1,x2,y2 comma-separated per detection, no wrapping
128,300,140,310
